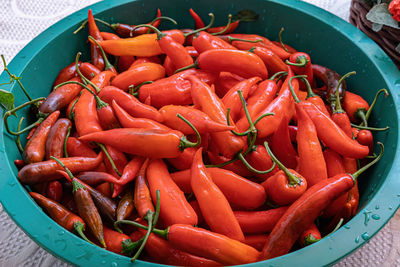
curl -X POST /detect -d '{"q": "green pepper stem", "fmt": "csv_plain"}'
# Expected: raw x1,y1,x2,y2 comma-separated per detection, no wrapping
298,76,318,99
97,143,122,176
288,75,301,103
131,23,168,39
129,81,154,96
88,36,114,71
253,112,275,127
303,234,320,246
332,71,356,111
278,27,289,53
131,211,153,262
174,60,199,74
205,157,239,168
3,98,46,136
153,190,161,227
364,88,389,124
264,141,300,185
177,113,201,150
73,221,95,245
1,55,33,101
227,36,262,43
50,156,75,180
352,142,384,180
68,97,79,121
269,71,288,81
350,123,389,131
226,108,250,136
114,220,169,239
210,14,232,36
238,153,276,174
326,218,344,237
285,55,309,67
15,117,24,154
185,13,215,38
73,20,88,35
64,126,71,158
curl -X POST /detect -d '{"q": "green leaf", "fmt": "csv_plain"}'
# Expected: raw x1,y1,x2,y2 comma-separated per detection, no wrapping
372,22,383,31
0,89,14,110
232,10,259,22
366,3,400,29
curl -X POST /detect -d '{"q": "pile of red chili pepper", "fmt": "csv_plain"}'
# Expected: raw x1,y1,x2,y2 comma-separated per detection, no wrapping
2,7,390,266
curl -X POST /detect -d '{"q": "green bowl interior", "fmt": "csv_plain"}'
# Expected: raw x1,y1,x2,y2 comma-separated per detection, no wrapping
0,0,400,266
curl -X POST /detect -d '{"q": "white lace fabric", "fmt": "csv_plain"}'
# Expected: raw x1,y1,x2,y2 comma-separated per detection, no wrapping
0,0,399,266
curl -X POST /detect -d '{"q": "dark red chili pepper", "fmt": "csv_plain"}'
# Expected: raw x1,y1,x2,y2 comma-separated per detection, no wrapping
112,156,144,198
222,77,262,121
197,49,268,79
234,207,288,234
243,234,269,251
40,77,82,114
45,180,63,202
53,62,81,87
191,148,244,241
111,100,169,131
188,75,245,158
87,9,105,70
271,116,298,169
23,111,60,164
14,159,25,170
19,153,103,184
160,105,234,134
99,85,163,122
298,223,321,247
139,69,218,108
259,142,383,260
312,64,346,104
111,9,162,37
77,171,120,186
45,118,72,160
295,103,328,187
147,159,197,226
189,8,205,29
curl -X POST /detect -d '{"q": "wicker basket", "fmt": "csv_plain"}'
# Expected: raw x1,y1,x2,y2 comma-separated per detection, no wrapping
350,0,400,69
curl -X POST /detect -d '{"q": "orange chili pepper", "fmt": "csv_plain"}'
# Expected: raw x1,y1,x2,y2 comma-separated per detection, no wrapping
192,31,237,53
134,159,154,218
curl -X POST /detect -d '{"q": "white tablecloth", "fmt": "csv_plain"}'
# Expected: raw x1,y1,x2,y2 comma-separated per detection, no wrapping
1,0,399,266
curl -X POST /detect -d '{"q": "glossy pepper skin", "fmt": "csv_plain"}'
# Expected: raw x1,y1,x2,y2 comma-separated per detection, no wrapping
166,224,260,265
260,174,354,260
116,190,135,221
234,207,288,234
147,159,197,226
103,226,130,254
197,49,268,79
134,159,155,218
23,111,60,164
79,128,192,159
45,118,72,160
271,116,298,169
18,153,103,184
192,31,237,53
343,91,370,123
88,9,105,70
53,62,81,87
188,75,245,158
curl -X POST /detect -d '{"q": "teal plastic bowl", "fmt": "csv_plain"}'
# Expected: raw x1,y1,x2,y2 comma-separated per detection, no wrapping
0,0,399,266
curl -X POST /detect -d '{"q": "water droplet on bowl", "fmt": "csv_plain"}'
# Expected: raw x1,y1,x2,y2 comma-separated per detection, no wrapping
361,232,370,241
355,236,360,243
101,261,106,264
375,205,380,210
111,262,118,267
372,214,380,220
344,225,350,229
59,231,65,236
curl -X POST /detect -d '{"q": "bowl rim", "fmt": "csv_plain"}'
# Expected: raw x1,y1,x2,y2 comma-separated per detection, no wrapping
0,0,400,266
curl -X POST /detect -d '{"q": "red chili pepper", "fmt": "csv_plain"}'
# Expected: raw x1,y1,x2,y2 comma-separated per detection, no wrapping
163,56,176,76
138,69,218,108
74,90,103,136
197,49,268,79
19,153,103,184
160,105,234,134
191,148,244,241
156,224,260,265
45,180,63,203
171,167,266,209
189,8,205,29
99,86,163,122
66,137,97,158
272,40,297,53
111,62,165,91
262,143,307,205
40,77,82,114
298,223,321,247
80,62,101,80
286,52,314,89
23,111,60,164
271,116,298,169
30,192,86,233
236,76,280,128
192,31,237,53
138,231,221,266
45,118,72,160
245,145,278,181
166,147,197,171
147,159,197,226
103,144,128,178
243,68,298,137
207,20,239,34
111,100,168,131
213,72,245,97
300,101,369,158
14,159,25,170
116,190,135,221
243,234,269,251
186,46,199,58
131,56,161,68
207,150,253,177
249,46,288,74
297,76,331,117
88,9,105,70
133,159,154,218
343,91,369,124
222,77,261,121
112,156,144,198
53,61,82,87
296,104,328,187
234,207,288,234
188,75,245,158
103,226,130,254
95,182,112,198
357,129,374,152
